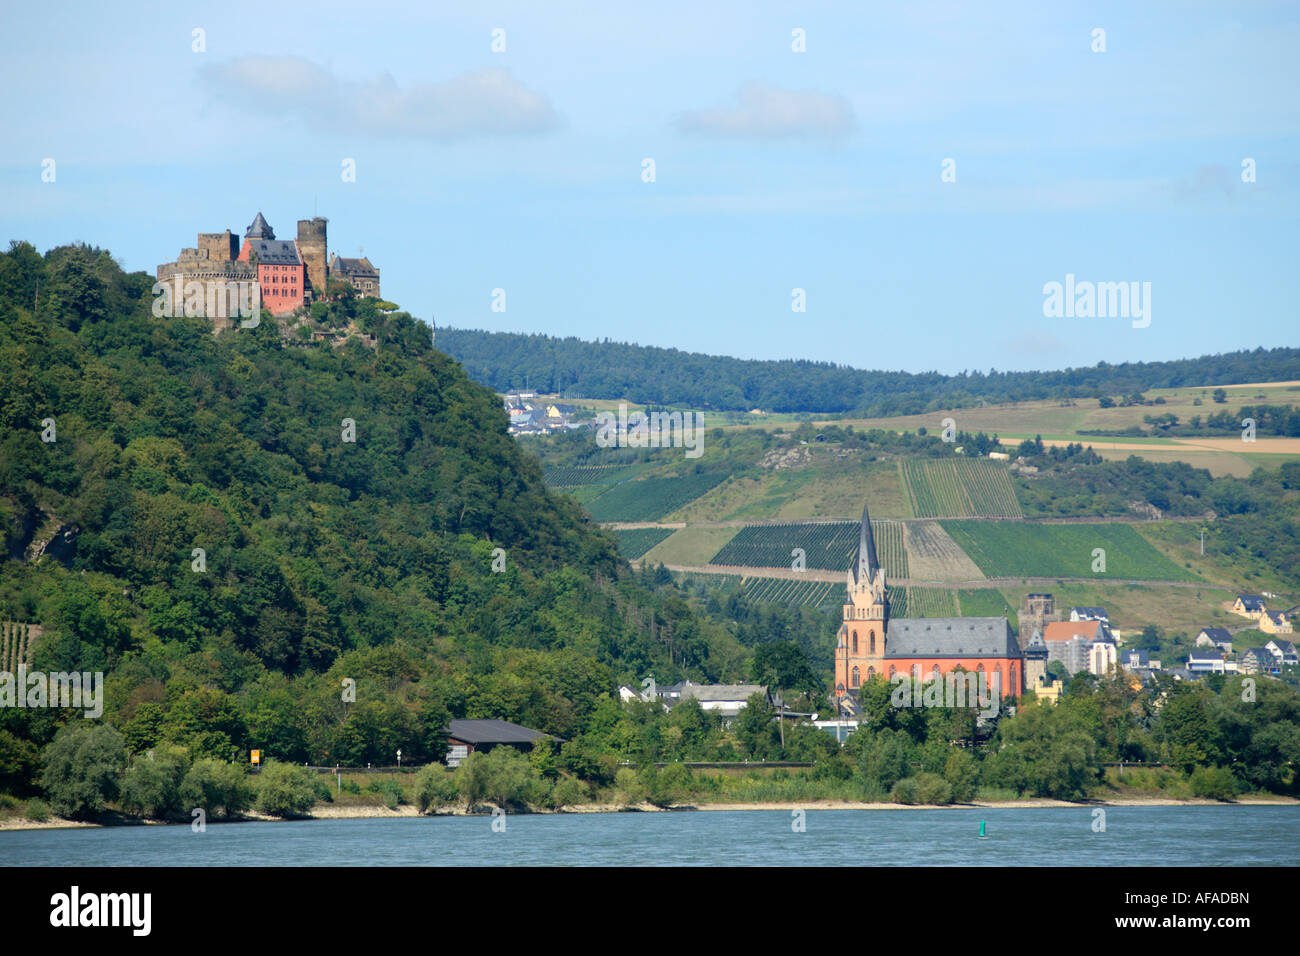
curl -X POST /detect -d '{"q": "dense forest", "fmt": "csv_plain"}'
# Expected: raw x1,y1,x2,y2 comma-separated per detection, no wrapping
1,240,1297,821
436,327,1300,415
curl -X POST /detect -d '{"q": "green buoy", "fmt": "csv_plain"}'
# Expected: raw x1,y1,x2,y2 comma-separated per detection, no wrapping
979,819,987,839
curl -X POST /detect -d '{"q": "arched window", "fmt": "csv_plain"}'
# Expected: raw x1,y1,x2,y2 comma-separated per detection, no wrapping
869,630,876,654
977,663,985,672
931,664,941,682
912,664,921,680
851,666,861,689
889,666,896,679
1009,664,1018,690
867,666,875,680
852,632,858,654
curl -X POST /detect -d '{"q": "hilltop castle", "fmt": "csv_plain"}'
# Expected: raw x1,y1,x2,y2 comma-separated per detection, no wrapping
834,502,1024,712
156,212,381,326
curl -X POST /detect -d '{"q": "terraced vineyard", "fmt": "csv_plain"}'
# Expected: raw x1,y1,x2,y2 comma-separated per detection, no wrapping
544,464,642,487
901,458,1023,518
614,527,676,559
941,521,1199,581
742,576,840,608
956,588,1016,625
904,587,959,617
708,521,907,576
585,472,730,522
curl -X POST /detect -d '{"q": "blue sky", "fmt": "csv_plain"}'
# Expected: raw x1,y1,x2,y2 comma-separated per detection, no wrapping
2,1,1296,374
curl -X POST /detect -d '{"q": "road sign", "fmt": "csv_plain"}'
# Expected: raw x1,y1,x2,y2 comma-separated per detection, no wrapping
251,750,261,765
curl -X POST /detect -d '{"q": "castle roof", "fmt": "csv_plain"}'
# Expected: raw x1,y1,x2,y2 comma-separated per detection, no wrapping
884,617,1021,659
331,255,378,277
245,211,274,239
852,500,879,586
246,239,301,265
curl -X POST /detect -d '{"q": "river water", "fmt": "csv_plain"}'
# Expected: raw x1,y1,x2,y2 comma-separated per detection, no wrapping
3,805,1297,866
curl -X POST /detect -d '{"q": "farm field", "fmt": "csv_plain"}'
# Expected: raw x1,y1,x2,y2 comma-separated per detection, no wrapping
544,463,644,487
942,521,1201,582
900,458,1022,518
668,456,909,521
904,521,985,581
741,576,840,608
707,521,907,576
639,525,740,566
614,527,676,559
585,472,730,522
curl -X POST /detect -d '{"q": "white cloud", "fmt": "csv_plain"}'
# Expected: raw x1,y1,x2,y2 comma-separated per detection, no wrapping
676,83,856,142
197,57,559,139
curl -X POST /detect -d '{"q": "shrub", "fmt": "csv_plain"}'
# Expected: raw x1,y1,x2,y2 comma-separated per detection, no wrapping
1189,766,1239,801
119,745,190,819
615,767,648,807
889,777,919,804
41,723,127,820
254,761,319,817
943,750,979,803
25,798,50,822
550,775,591,809
179,759,253,818
913,771,953,805
455,748,536,810
415,765,458,812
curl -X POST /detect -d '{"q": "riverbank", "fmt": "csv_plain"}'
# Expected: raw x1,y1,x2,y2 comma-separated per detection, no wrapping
4,794,1296,831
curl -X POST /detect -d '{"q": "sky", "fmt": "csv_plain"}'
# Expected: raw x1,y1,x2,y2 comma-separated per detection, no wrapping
2,0,1297,375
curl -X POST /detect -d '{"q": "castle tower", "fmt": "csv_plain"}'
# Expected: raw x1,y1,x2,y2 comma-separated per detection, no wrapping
296,218,328,299
835,501,889,700
246,211,274,239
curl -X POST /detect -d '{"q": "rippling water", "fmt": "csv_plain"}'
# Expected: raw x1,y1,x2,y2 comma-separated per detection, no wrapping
3,805,1298,866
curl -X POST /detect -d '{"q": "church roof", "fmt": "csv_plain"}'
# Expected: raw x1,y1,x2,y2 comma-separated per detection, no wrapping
245,211,274,239
852,500,879,586
885,617,1021,658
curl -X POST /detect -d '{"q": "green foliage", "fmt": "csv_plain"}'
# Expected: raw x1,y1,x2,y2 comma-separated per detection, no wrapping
942,520,1197,581
40,723,127,819
455,748,537,810
943,749,979,803
415,764,458,812
119,744,190,818
890,772,952,805
253,761,319,817
550,774,591,808
179,758,253,818
982,701,1098,800
25,798,50,822
614,766,648,806
1188,765,1239,801
0,729,41,797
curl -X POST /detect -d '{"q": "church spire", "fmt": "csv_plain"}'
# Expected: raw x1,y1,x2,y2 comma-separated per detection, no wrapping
853,500,879,586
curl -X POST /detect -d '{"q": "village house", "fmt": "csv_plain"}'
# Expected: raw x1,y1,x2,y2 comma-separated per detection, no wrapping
1260,610,1293,635
1238,646,1278,676
1042,620,1107,675
1186,650,1236,674
443,718,558,768
1232,595,1268,620
1195,627,1234,654
1265,639,1298,667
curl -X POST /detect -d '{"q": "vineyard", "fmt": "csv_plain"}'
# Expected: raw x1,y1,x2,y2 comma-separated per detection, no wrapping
955,588,1016,624
900,458,1023,518
903,587,959,617
708,521,908,576
544,464,642,487
585,472,730,522
741,576,840,608
615,527,675,559
940,521,1199,581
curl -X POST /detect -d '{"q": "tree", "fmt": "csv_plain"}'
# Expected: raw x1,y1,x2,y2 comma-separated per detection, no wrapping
41,723,127,819
253,761,318,817
1212,388,1227,404
180,758,253,818
119,744,189,818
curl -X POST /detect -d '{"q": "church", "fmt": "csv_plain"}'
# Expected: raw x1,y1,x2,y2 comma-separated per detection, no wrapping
833,503,1024,711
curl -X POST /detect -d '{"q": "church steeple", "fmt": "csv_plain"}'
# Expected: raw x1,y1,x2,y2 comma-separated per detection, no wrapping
852,500,879,587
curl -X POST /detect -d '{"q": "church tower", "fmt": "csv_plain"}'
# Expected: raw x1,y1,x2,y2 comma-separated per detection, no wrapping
835,502,889,701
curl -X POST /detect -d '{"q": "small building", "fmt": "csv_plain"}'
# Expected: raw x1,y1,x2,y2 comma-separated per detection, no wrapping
328,253,381,298
1265,639,1298,666
1123,649,1161,671
1195,627,1234,654
657,681,780,721
1238,647,1278,676
444,719,558,767
1186,651,1229,674
1260,611,1292,635
1043,620,1106,674
1069,607,1110,625
1232,595,1267,620
1027,677,1064,704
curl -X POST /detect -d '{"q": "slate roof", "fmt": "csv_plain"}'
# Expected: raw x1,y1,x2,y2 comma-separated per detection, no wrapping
332,255,378,276
245,211,274,239
1241,647,1273,663
1071,606,1109,620
1265,611,1289,626
246,239,301,265
1198,627,1233,642
884,617,1020,658
851,501,878,586
1268,639,1297,656
446,719,550,745
1236,595,1266,611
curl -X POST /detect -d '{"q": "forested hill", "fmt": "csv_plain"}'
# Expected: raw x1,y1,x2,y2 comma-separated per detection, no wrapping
0,241,746,770
437,328,1300,415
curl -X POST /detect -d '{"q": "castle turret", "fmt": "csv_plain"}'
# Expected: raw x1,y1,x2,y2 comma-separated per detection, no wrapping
297,218,328,299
